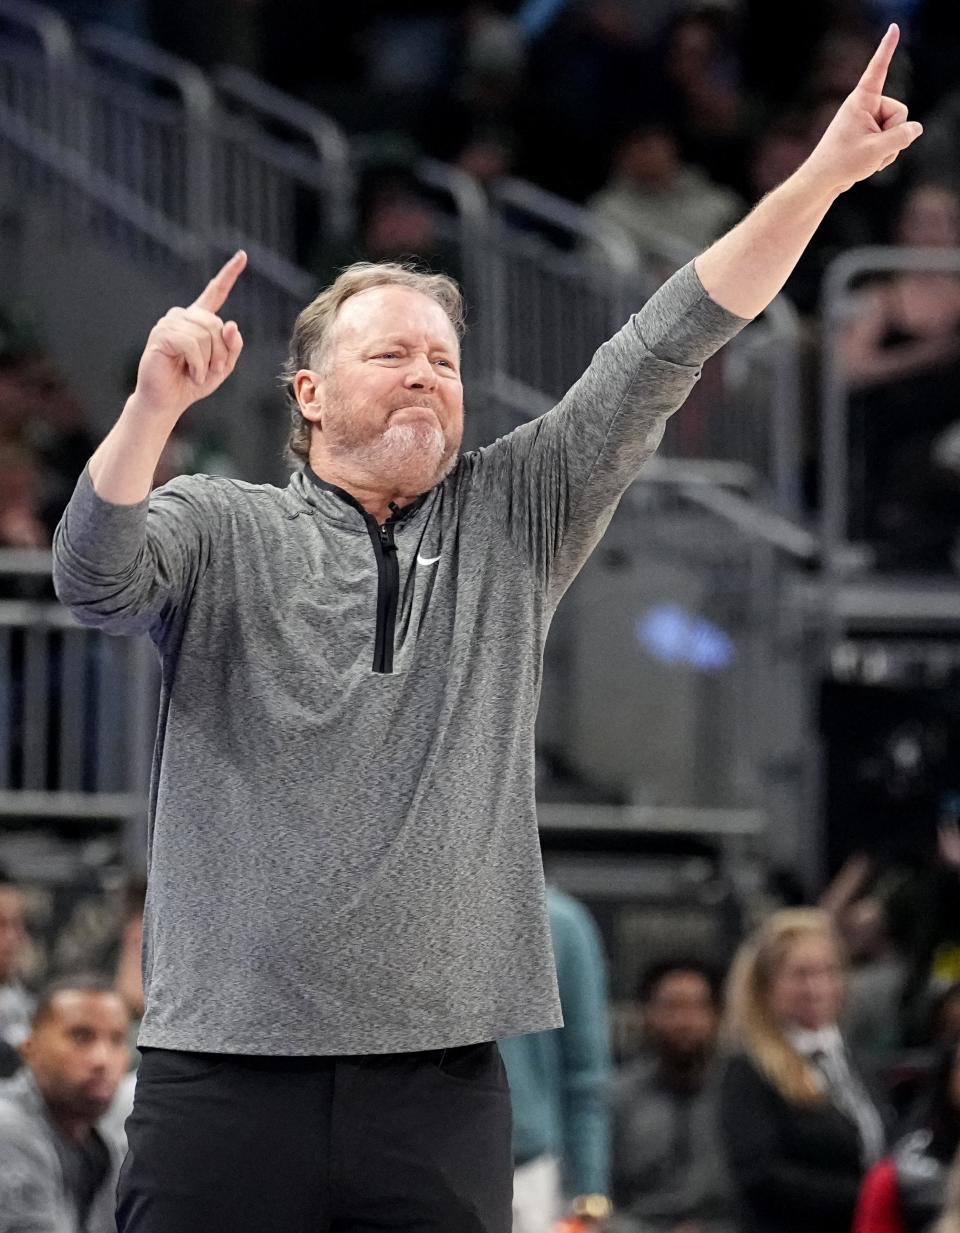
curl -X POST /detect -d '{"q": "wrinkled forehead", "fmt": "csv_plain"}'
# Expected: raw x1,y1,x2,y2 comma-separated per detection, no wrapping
330,285,460,354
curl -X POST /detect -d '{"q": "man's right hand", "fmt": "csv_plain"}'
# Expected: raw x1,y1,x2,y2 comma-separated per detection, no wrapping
132,250,247,421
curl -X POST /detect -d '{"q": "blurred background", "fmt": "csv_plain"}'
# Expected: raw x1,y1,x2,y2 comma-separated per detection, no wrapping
0,0,959,1180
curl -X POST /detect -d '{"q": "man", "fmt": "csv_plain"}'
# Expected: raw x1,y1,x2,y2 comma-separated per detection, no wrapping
501,885,612,1233
0,867,33,1072
51,26,920,1233
588,121,745,254
609,960,736,1233
0,974,130,1233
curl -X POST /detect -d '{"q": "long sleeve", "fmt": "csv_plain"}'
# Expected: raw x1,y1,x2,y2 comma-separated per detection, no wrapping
474,259,750,603
551,891,612,1197
0,1126,64,1233
720,1053,863,1231
52,467,224,642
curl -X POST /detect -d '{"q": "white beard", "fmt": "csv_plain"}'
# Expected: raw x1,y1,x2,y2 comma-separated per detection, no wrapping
335,421,455,489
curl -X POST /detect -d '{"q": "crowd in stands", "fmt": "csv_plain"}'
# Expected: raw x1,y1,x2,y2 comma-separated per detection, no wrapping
5,840,960,1231
0,0,956,573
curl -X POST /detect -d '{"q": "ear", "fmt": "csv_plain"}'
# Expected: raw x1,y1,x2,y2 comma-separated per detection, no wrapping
294,370,323,426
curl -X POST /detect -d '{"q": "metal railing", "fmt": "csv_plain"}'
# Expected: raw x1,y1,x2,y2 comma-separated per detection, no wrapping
0,554,157,833
0,0,73,213
0,0,806,511
210,64,353,339
0,0,826,861
623,230,805,516
819,246,960,639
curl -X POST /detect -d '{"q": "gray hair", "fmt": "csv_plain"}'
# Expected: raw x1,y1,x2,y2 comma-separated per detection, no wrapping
280,262,466,468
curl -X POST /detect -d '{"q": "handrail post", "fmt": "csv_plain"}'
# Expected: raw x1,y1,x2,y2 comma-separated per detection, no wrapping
79,25,216,268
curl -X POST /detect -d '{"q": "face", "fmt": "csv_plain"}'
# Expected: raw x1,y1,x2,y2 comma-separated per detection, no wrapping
644,970,719,1063
21,992,130,1122
297,285,464,494
0,887,27,984
620,131,679,184
769,934,845,1032
896,186,960,248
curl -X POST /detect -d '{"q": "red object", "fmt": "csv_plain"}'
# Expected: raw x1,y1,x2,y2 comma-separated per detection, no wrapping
853,1158,907,1233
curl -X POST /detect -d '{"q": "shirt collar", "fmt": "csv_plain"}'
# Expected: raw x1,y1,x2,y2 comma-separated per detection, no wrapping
785,1023,843,1057
289,465,430,527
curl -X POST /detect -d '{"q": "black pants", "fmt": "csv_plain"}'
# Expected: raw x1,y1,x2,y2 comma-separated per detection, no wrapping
116,1042,513,1233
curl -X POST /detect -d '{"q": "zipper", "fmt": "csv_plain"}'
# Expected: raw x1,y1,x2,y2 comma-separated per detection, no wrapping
300,467,418,676
367,518,399,674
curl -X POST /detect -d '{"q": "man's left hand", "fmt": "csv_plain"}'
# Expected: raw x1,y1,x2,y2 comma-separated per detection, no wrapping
804,24,922,196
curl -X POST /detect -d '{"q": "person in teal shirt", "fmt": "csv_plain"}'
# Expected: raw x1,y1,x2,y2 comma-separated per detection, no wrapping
500,885,612,1233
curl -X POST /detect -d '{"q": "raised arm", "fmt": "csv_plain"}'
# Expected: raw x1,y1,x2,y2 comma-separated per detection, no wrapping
53,253,248,636
89,249,247,505
695,25,922,319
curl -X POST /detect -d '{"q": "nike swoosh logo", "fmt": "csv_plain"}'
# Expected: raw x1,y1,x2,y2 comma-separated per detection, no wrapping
417,554,441,566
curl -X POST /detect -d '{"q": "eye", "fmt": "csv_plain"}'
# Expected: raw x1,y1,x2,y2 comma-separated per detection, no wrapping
435,358,456,369
373,352,400,360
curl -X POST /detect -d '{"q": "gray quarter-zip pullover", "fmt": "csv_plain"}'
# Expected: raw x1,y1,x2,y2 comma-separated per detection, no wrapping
52,260,748,1055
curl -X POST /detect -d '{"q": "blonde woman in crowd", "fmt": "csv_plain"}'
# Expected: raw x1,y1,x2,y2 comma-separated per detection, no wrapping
719,909,889,1233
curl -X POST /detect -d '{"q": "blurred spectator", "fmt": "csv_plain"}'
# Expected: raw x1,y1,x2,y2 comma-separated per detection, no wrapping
588,122,745,257
0,974,129,1233
363,186,448,267
321,161,464,286
0,353,97,540
841,895,909,1059
456,134,516,187
809,27,894,100
427,7,525,187
0,442,50,550
500,884,612,1233
855,1039,960,1233
841,180,960,570
520,0,649,199
914,90,960,190
608,958,738,1233
720,908,888,1233
650,8,754,197
821,853,909,1059
931,986,960,1050
902,823,960,1047
0,869,32,1069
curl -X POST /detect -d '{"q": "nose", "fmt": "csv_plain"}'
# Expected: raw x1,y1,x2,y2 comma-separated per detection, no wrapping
402,353,436,390
87,1039,113,1071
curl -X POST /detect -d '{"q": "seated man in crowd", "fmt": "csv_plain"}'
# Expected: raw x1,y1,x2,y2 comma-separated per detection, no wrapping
609,958,738,1233
0,974,130,1233
0,867,33,1076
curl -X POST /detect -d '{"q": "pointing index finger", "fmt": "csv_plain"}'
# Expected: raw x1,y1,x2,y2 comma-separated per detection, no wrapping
857,24,898,96
192,250,247,314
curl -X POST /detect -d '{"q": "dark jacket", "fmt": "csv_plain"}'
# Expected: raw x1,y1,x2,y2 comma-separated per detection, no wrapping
720,1051,888,1233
